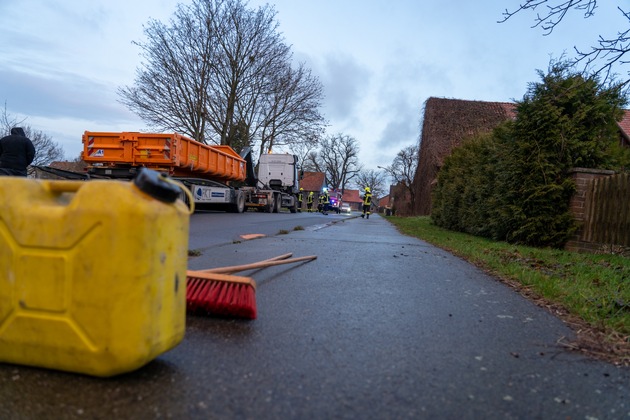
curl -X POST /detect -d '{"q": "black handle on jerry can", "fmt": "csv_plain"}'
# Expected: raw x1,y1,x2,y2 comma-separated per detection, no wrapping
46,181,83,193
133,168,181,203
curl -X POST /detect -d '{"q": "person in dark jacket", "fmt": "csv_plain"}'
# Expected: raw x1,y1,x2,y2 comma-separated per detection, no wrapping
0,127,36,177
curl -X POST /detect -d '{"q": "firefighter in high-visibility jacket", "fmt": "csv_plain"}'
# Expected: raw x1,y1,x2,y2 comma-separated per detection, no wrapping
361,187,372,219
307,191,314,212
322,189,330,215
297,188,304,212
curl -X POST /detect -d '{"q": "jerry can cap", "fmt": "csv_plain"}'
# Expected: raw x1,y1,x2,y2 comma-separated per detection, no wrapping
133,168,181,203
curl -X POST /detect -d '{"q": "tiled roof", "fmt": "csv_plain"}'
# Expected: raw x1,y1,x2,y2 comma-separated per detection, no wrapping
412,97,630,216
342,189,362,203
378,195,390,207
617,110,630,144
49,161,87,172
499,102,517,119
299,172,325,192
412,97,517,215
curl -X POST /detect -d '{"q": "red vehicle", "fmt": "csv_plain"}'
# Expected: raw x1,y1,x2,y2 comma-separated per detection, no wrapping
328,189,342,214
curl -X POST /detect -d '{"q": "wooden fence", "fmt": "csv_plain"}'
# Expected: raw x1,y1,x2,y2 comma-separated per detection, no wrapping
581,173,630,247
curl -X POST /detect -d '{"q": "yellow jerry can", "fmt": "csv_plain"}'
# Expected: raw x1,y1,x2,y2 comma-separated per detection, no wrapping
0,169,190,377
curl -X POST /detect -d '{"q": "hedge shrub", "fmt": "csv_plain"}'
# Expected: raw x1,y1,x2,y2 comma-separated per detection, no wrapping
431,61,627,248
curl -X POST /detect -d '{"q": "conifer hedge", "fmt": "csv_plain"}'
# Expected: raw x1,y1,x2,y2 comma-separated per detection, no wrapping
431,61,627,248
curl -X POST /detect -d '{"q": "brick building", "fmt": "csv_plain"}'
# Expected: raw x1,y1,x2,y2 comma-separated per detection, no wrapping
411,97,516,215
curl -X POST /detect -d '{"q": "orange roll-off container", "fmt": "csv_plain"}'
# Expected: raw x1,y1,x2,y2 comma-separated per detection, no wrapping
82,131,246,183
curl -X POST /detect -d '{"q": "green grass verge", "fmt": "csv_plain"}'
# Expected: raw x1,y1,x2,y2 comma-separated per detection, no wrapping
387,216,630,338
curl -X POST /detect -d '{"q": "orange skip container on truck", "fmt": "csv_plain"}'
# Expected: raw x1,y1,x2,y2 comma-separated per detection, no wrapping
40,131,300,213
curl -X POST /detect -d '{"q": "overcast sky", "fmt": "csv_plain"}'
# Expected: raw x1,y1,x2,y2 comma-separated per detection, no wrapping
0,0,626,168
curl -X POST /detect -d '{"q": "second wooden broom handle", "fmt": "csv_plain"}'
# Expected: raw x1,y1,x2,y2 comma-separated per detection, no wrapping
199,253,292,273
202,255,317,274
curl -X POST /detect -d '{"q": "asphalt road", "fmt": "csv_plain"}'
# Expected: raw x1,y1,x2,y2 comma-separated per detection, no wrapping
187,209,338,250
1,213,629,419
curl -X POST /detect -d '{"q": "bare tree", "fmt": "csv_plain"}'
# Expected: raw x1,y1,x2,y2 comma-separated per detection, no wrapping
26,129,65,167
119,1,219,142
289,133,321,172
256,62,326,157
354,169,387,201
500,1,630,83
302,149,321,172
314,133,361,192
208,0,290,148
1,104,65,175
381,144,418,213
0,102,26,131
119,0,324,155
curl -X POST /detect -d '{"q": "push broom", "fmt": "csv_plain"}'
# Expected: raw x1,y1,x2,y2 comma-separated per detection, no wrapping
186,253,317,319
186,253,291,319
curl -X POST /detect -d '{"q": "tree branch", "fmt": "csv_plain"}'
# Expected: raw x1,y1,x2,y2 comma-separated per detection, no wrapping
500,0,597,35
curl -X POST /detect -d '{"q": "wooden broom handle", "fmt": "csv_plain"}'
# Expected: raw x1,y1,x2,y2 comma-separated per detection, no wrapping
258,253,293,263
198,253,292,274
202,255,317,274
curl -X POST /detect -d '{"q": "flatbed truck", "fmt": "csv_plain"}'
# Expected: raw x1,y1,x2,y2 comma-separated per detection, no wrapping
38,131,300,213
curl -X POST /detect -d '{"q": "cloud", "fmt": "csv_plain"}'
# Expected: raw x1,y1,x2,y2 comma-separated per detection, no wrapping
370,55,436,151
319,53,372,123
0,68,135,122
377,106,419,150
0,66,143,160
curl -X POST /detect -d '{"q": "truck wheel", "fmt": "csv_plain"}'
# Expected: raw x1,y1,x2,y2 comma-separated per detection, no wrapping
273,193,281,213
267,194,276,213
229,190,245,213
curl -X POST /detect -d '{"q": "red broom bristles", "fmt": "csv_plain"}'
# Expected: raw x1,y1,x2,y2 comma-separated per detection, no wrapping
185,253,316,320
186,272,257,319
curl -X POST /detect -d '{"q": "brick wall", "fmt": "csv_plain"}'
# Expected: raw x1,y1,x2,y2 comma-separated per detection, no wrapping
565,167,616,253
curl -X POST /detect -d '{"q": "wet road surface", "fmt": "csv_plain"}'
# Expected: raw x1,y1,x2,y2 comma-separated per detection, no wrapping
1,214,629,419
